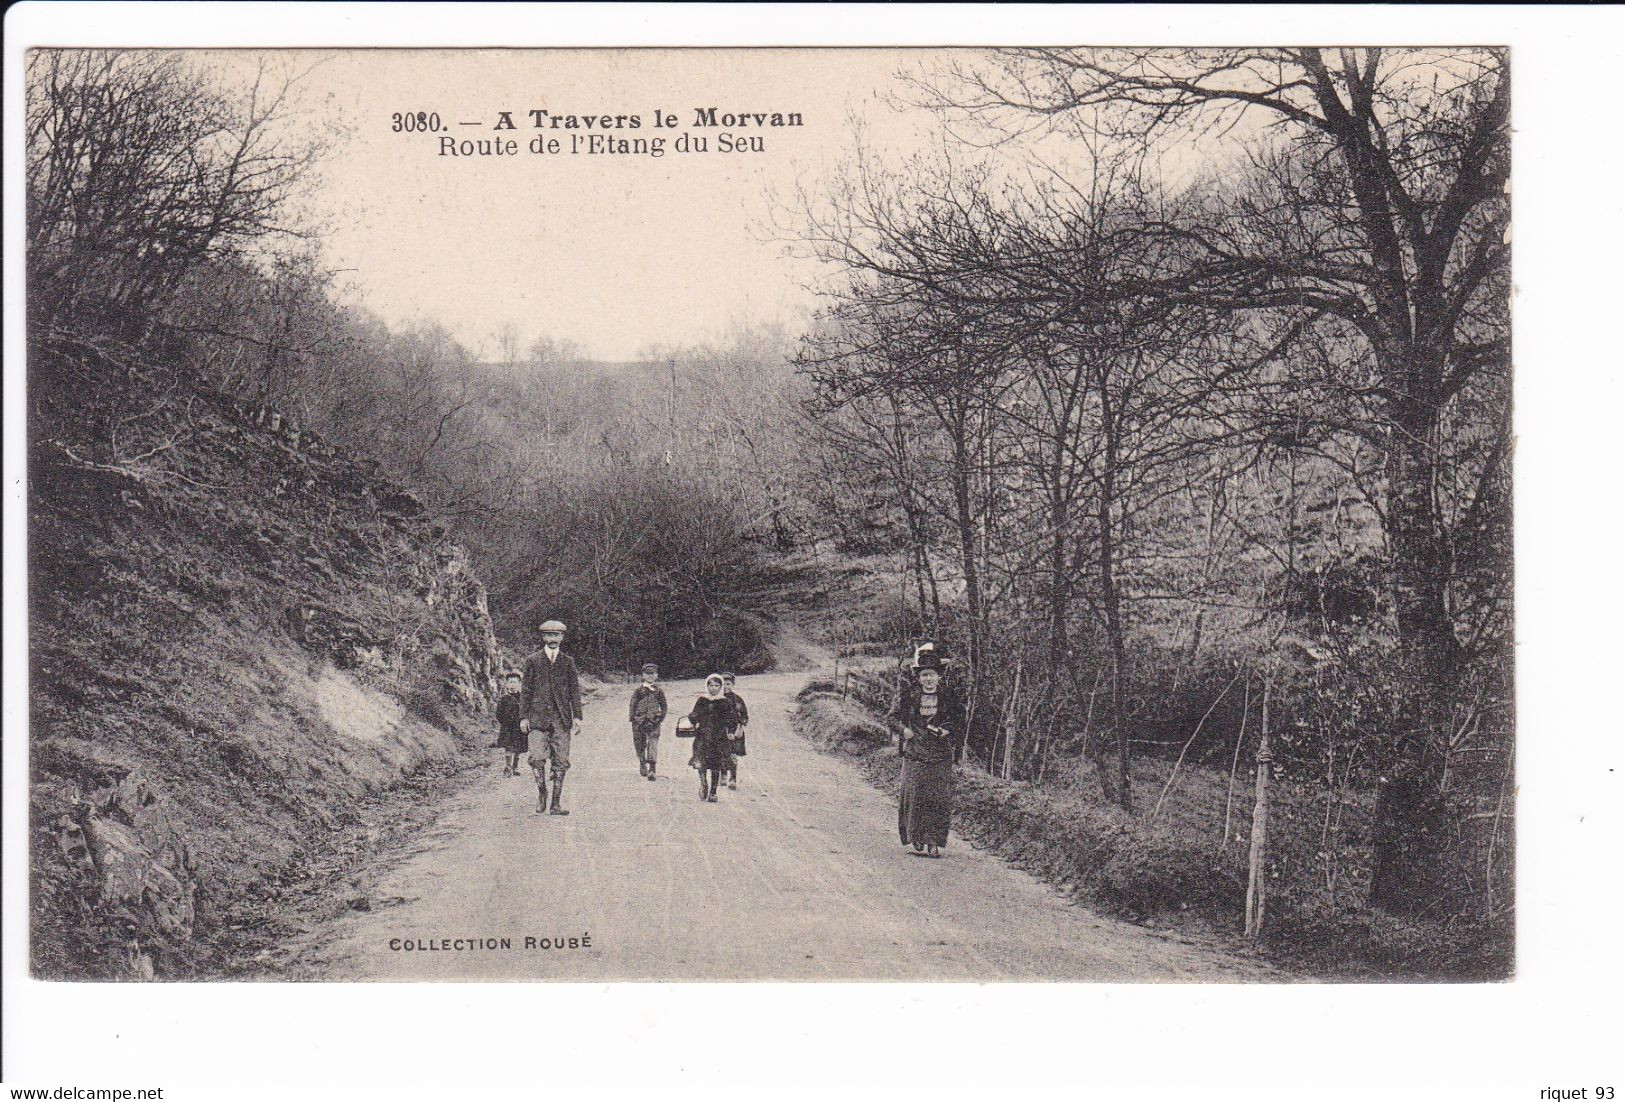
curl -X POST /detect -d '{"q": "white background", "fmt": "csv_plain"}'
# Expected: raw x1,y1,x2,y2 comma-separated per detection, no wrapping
4,5,1622,1099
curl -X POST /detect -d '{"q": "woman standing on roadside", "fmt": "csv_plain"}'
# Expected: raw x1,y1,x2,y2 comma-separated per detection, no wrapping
892,651,960,858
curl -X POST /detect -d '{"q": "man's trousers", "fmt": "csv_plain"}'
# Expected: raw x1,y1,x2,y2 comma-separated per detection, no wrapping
527,726,571,780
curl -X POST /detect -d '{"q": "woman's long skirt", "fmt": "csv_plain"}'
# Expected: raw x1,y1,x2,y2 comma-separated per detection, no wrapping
898,758,952,847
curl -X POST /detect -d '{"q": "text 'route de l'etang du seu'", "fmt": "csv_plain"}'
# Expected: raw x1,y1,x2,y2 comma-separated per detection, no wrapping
435,106,804,158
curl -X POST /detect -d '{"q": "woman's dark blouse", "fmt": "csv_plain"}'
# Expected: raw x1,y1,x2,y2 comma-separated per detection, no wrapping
893,682,960,764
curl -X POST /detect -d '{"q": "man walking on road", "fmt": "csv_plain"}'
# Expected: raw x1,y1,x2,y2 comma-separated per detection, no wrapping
522,619,583,816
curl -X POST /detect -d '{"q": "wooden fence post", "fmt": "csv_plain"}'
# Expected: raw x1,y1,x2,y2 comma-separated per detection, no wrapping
1000,658,1022,780
1244,676,1273,939
1219,672,1251,850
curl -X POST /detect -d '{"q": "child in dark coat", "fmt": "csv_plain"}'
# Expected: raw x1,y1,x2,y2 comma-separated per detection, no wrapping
688,674,734,803
722,672,748,790
495,671,526,777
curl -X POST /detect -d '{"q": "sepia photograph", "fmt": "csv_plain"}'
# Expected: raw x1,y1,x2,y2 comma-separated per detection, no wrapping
17,40,1517,988
17,0,1625,1095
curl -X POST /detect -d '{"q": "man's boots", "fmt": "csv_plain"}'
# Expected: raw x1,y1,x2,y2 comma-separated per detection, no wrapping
549,775,569,815
535,775,549,815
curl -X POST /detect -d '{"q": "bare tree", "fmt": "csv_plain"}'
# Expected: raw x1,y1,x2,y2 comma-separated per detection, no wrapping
27,50,322,336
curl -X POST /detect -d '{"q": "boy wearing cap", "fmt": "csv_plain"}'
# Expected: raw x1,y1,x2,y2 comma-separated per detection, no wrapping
522,619,583,815
629,663,667,780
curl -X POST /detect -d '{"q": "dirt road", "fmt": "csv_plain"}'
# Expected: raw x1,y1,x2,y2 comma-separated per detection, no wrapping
289,672,1275,981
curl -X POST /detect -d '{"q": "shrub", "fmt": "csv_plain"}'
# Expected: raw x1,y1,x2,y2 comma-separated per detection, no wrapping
797,695,892,755
1097,830,1246,919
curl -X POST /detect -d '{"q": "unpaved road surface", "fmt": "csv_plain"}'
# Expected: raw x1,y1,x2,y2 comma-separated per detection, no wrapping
289,672,1276,981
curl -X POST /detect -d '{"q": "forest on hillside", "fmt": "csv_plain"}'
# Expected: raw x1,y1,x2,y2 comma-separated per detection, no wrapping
27,47,1512,972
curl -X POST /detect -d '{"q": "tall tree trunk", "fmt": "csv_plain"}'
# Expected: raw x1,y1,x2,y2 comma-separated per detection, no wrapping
889,397,930,629
1096,428,1132,811
949,421,989,769
1045,440,1072,766
1102,551,1131,812
910,539,931,629
1370,374,1463,913
1310,60,1494,912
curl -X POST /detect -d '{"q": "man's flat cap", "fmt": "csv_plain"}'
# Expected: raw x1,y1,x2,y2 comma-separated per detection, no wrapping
540,620,567,632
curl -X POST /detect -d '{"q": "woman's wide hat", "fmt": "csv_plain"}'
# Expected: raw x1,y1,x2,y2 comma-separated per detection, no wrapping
915,651,945,672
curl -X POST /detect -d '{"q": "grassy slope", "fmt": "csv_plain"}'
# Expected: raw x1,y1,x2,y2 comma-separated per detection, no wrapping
30,373,502,979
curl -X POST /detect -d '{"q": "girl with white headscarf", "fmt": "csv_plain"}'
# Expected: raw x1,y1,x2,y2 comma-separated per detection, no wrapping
687,674,734,803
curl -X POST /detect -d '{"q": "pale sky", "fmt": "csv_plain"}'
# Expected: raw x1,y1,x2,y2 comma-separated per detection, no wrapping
221,49,948,361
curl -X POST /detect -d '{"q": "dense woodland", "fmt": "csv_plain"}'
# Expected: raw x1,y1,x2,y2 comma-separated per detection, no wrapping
27,48,1511,967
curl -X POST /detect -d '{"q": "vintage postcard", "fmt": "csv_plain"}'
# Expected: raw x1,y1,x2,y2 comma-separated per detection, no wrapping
19,41,1513,992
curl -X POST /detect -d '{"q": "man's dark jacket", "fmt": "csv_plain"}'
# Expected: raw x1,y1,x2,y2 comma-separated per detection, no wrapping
522,648,583,733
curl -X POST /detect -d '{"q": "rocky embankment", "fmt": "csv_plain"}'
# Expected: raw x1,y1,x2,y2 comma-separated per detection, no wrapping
29,347,503,978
